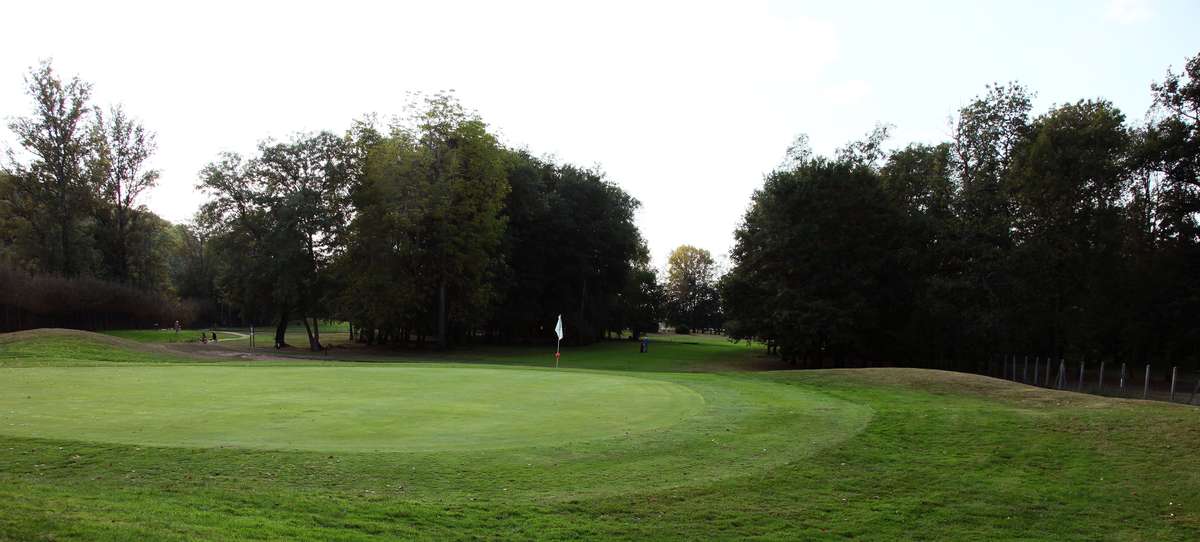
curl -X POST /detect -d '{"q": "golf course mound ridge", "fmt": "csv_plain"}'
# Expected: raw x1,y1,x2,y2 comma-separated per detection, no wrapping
0,328,204,365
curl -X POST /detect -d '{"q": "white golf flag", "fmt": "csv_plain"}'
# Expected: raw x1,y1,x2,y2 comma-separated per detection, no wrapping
554,314,564,341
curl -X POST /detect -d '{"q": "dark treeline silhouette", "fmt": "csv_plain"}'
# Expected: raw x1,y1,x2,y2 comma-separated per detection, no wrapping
2,63,657,345
1,60,220,329
724,52,1200,373
2,63,657,346
193,95,655,350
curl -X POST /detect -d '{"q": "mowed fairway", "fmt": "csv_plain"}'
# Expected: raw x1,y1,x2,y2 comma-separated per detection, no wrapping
0,366,705,451
1,330,1198,540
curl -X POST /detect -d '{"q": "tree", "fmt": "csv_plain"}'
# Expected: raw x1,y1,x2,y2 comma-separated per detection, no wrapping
618,263,665,339
724,158,904,365
92,105,159,284
664,245,721,331
483,151,644,345
1008,100,1131,358
196,152,280,339
5,60,97,276
334,94,508,348
879,143,957,364
1131,51,1200,366
947,82,1033,358
255,132,356,350
197,130,358,351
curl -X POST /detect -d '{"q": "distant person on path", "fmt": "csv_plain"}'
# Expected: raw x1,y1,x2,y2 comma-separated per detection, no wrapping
640,336,649,353
174,320,181,334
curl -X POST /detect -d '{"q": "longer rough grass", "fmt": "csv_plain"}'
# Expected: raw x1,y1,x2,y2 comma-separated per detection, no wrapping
1,330,1197,540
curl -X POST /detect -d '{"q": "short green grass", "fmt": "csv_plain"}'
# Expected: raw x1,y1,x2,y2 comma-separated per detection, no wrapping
101,329,242,343
1,330,1197,540
0,365,706,452
252,332,771,373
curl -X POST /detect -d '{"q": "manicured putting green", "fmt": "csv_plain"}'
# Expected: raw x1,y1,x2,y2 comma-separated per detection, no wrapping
0,365,705,452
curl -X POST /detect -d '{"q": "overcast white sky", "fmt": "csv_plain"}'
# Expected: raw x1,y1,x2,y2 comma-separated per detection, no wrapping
2,0,1197,267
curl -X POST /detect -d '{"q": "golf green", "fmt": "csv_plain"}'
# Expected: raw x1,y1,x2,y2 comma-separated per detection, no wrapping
0,365,706,452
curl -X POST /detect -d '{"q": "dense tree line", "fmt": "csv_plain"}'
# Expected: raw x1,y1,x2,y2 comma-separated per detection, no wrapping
192,95,652,349
724,52,1200,372
0,61,204,330
2,64,655,345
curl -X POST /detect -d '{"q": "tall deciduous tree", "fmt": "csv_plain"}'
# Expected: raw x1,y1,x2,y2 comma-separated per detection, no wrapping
336,94,508,348
5,60,96,275
1009,100,1130,357
92,105,159,283
664,245,721,331
948,82,1033,357
485,151,644,345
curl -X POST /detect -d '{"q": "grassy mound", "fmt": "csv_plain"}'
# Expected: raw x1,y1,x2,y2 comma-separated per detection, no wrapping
0,328,201,366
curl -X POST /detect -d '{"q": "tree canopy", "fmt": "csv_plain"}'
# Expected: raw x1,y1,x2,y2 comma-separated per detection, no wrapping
723,50,1200,372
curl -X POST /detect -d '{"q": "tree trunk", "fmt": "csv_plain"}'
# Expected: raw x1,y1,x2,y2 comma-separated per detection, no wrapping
301,315,322,351
437,280,447,350
274,310,290,349
61,204,72,276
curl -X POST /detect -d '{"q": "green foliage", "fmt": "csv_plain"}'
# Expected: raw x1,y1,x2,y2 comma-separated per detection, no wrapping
335,94,509,347
614,264,664,339
1,61,191,331
664,245,722,331
4,60,97,276
725,51,1200,372
198,131,359,349
484,151,646,345
1008,100,1131,356
724,157,905,365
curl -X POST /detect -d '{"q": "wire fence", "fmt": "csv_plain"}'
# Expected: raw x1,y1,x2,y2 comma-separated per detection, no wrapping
987,355,1200,406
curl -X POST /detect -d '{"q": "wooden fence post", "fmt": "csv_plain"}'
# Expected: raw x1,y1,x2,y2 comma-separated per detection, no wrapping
1034,357,1041,386
1119,362,1126,395
1098,361,1105,393
1170,366,1177,402
1058,359,1066,389
1078,361,1085,392
1144,364,1151,399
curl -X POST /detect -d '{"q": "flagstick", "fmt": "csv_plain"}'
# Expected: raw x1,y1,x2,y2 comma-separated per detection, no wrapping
556,338,560,368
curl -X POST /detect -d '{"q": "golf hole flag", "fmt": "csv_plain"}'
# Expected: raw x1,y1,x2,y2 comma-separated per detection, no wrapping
554,314,564,368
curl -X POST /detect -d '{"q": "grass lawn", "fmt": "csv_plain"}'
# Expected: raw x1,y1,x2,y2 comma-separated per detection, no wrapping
101,329,243,344
1,329,1197,540
0,365,706,452
249,331,770,373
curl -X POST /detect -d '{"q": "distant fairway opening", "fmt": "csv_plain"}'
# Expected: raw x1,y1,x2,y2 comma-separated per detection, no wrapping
0,366,706,452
